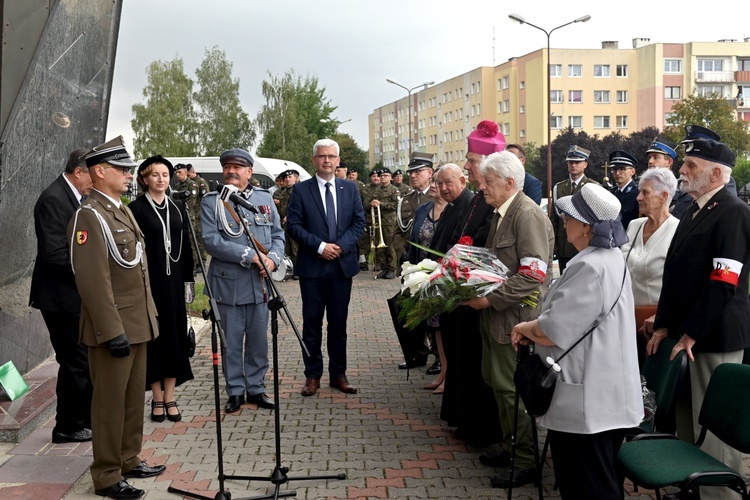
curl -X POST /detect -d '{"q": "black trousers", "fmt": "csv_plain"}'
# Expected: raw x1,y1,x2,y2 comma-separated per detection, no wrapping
548,427,626,500
41,310,92,433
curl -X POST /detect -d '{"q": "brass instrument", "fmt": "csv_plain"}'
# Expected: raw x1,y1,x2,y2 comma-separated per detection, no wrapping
370,205,387,249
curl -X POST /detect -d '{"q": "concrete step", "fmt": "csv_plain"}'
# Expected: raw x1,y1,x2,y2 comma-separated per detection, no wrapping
0,358,57,443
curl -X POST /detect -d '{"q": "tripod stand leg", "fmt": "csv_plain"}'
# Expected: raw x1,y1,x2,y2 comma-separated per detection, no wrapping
507,389,520,500
530,414,544,500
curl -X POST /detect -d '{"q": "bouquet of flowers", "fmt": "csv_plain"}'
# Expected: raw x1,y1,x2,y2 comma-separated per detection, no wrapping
397,239,510,330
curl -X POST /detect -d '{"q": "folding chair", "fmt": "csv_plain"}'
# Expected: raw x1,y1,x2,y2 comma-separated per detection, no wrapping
618,363,750,500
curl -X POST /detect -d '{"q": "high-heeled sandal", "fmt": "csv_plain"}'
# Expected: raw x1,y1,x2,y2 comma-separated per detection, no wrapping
165,401,182,422
432,383,445,395
423,381,442,390
151,400,166,422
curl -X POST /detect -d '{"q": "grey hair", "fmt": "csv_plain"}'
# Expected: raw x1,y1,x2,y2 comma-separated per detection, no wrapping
639,168,678,205
719,164,732,185
479,151,525,190
438,163,463,178
312,138,340,156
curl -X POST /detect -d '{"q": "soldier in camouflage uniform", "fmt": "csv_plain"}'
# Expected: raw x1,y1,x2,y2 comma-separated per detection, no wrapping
174,164,201,273
187,164,209,269
348,168,365,190
358,170,381,271
392,153,434,264
392,169,412,196
373,168,400,279
273,169,299,277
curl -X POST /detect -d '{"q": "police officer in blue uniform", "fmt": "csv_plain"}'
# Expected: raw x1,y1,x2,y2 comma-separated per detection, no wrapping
608,150,639,230
200,148,285,413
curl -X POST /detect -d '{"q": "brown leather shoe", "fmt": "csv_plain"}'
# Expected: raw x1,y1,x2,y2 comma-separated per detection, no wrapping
329,376,358,394
301,377,320,396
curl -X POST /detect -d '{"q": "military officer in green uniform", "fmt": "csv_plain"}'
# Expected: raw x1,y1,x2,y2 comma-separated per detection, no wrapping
187,164,209,269
393,153,434,264
273,169,299,276
549,145,600,272
373,168,400,279
174,164,202,273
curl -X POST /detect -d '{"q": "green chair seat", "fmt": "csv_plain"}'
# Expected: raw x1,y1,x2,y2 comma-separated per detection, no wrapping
619,439,741,488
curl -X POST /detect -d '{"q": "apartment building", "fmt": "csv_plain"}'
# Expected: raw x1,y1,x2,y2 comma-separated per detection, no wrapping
369,38,750,169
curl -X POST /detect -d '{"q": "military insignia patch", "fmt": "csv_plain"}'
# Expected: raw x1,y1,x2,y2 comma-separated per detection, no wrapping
75,230,88,245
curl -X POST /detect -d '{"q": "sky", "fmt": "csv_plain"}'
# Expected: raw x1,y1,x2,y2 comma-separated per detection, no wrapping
106,0,749,157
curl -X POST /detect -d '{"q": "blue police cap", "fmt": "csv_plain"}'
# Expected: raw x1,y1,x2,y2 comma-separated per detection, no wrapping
681,124,736,168
645,136,676,160
219,148,254,168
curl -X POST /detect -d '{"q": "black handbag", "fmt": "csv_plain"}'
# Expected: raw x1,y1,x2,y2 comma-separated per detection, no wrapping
514,264,627,417
187,314,196,358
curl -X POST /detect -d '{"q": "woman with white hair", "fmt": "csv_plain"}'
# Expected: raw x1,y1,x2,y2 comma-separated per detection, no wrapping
511,183,642,499
620,168,679,362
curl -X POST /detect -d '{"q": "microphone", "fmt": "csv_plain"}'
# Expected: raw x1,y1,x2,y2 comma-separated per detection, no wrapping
169,190,191,200
219,184,258,213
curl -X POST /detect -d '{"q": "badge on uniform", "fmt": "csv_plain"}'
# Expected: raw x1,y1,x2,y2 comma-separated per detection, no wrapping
75,230,88,245
259,204,271,223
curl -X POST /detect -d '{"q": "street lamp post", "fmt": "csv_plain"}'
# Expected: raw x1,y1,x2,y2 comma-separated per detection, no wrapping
508,13,591,215
386,79,435,158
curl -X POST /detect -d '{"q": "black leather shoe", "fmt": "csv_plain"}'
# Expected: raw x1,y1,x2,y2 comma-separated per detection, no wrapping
95,480,144,499
479,449,511,468
376,269,387,279
384,270,396,279
292,275,299,280
398,356,427,369
425,360,442,375
123,460,166,479
490,467,537,488
52,428,92,443
224,395,245,413
246,392,275,410
359,263,368,271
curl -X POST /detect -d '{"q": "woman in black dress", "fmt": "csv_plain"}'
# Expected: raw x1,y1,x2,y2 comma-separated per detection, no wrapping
130,155,194,422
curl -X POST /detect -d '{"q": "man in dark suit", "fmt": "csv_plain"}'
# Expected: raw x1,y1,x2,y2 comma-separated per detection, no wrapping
29,148,93,444
651,125,750,500
287,138,366,396
68,137,164,499
506,144,543,205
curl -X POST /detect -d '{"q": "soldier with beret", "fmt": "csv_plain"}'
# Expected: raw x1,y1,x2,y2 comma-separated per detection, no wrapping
67,136,164,499
347,167,364,189
608,150,640,230
650,125,750,500
273,169,300,277
374,168,400,279
392,168,412,196
187,164,209,269
335,160,348,179
201,148,285,414
550,145,599,272
358,169,382,270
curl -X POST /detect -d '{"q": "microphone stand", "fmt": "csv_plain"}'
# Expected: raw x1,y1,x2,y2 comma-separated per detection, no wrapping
166,194,234,500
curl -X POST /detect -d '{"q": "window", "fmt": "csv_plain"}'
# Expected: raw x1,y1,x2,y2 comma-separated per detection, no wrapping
569,64,582,77
497,101,503,113
617,90,628,103
477,104,481,115
520,130,525,138
520,81,525,89
477,82,481,93
471,105,476,116
471,83,476,94
697,85,726,97
520,105,525,114
503,123,510,135
550,64,562,77
502,100,510,112
616,115,628,128
569,116,583,128
550,90,563,103
617,65,628,77
665,86,681,99
503,76,510,89
594,116,610,129
664,59,682,73
569,90,583,103
550,116,562,129
594,64,610,77
698,59,724,72
594,90,610,103
497,79,502,90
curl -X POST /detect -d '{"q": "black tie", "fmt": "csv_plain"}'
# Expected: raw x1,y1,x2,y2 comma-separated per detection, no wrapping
688,201,700,219
325,182,337,242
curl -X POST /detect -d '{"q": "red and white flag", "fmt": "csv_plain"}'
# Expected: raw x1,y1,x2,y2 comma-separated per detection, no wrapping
710,257,743,287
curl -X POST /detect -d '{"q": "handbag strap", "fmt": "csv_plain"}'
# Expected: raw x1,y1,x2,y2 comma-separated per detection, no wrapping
553,260,628,365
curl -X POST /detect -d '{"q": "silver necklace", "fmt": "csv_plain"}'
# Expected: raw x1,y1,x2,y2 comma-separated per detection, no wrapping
145,192,183,275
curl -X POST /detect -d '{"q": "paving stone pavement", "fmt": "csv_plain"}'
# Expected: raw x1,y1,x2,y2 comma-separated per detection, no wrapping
2,270,748,499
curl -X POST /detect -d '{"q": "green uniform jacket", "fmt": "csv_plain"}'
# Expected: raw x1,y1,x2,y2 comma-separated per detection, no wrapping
549,175,599,260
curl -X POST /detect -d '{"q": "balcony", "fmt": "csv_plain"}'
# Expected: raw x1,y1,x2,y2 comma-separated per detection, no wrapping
695,70,734,82
735,70,750,83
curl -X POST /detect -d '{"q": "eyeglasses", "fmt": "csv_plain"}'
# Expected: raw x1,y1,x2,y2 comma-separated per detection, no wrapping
102,165,132,175
314,154,338,161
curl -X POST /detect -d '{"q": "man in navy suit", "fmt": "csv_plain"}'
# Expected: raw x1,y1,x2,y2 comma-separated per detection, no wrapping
29,148,94,444
287,138,366,396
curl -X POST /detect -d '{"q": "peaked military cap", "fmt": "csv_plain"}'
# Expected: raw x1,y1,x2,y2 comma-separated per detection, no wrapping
681,124,736,168
608,150,637,169
565,145,591,162
83,136,137,168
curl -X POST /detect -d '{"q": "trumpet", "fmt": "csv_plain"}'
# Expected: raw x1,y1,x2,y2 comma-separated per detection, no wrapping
370,205,387,249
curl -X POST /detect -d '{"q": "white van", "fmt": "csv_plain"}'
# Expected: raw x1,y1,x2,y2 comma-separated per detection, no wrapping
165,156,311,190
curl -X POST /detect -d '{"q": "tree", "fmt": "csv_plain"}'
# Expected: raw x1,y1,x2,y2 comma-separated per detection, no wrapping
332,132,368,172
664,93,750,156
131,58,198,158
255,70,337,170
193,46,255,155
